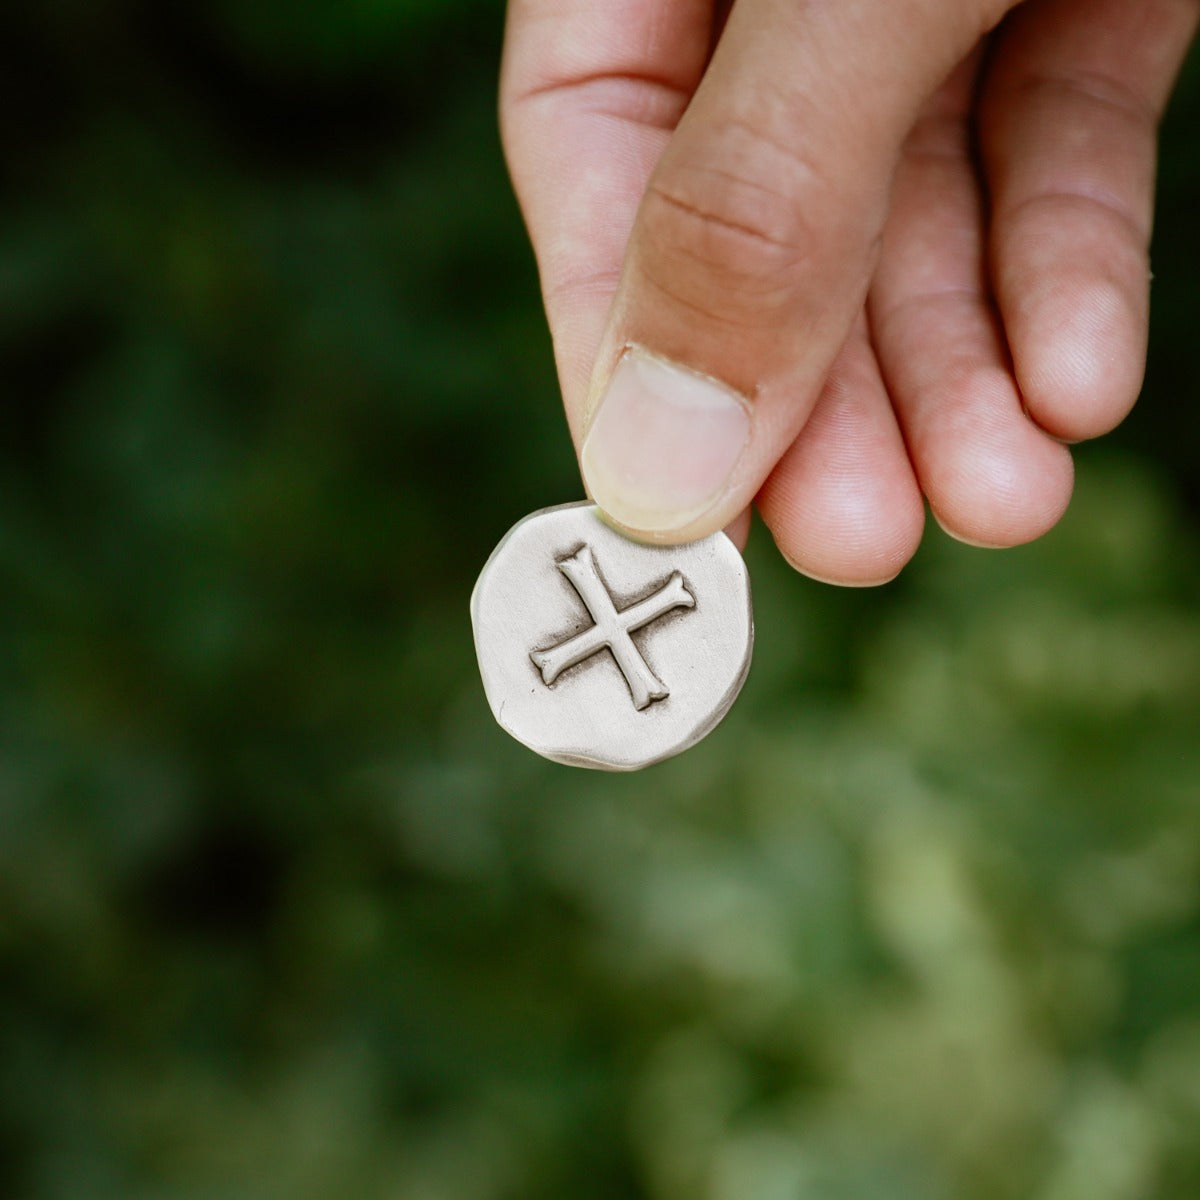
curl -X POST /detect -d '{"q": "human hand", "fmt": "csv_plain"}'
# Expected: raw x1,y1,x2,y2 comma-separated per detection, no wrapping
500,0,1198,583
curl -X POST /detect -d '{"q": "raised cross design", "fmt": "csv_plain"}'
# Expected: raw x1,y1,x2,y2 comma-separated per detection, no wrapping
530,544,695,710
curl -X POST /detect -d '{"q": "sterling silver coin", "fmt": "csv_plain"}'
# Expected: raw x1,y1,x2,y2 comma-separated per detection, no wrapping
471,502,753,770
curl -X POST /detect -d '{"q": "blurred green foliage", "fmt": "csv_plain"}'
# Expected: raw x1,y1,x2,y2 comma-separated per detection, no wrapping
1,3,1199,1198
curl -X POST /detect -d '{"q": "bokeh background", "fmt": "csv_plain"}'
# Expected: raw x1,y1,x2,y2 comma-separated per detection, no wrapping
2,3,1199,1198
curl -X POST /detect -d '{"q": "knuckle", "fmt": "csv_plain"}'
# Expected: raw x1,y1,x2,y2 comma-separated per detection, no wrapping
638,130,822,319
1018,68,1157,131
902,111,972,165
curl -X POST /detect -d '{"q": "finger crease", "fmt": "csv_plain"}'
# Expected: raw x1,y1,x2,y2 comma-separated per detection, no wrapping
903,113,974,164
648,184,799,255
872,286,988,337
544,267,624,308
641,268,773,329
1002,188,1148,247
510,73,692,129
1011,68,1157,129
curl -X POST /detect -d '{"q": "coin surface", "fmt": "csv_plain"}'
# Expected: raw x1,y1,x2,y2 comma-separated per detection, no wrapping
471,502,753,770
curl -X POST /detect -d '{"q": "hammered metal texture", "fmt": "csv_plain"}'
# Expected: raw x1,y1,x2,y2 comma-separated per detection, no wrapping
471,502,753,770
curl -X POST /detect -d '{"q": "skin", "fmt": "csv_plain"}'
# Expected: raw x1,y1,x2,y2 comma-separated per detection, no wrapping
500,0,1199,584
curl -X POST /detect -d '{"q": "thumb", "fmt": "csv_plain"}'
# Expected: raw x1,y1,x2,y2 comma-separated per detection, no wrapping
579,0,1011,542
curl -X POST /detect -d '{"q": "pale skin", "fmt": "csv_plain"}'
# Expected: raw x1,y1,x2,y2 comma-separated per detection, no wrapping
500,0,1199,584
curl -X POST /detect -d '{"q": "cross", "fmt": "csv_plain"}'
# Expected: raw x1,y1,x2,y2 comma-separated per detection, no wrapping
530,544,695,710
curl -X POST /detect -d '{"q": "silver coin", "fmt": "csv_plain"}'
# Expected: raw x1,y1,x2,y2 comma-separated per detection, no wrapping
471,502,753,770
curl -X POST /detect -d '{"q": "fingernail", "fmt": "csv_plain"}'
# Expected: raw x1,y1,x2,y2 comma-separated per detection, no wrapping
580,348,750,536
930,510,1007,550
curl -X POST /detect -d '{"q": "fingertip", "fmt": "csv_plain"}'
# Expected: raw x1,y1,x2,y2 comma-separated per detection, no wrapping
775,542,916,588
976,0,1191,448
757,336,926,587
764,476,925,586
1011,274,1147,443
580,347,752,543
922,385,1076,548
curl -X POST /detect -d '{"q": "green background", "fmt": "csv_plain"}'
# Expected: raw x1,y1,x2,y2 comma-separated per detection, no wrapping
2,3,1199,1198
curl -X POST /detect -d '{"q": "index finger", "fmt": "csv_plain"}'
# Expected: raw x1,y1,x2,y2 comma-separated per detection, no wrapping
499,0,716,441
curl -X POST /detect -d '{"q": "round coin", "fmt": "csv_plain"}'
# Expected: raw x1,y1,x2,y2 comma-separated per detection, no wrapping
471,502,753,770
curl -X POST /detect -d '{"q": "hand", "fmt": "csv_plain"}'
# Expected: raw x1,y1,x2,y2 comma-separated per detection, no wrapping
499,0,1198,583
